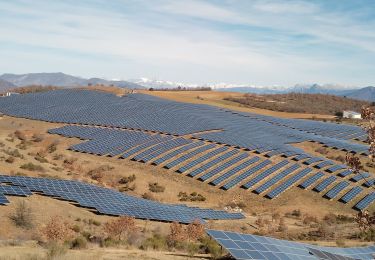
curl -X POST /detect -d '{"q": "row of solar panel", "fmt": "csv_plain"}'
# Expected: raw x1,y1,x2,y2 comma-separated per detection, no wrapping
0,175,244,223
48,125,375,210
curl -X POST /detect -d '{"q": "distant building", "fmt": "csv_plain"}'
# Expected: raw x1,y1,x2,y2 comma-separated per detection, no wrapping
343,110,362,119
0,92,19,97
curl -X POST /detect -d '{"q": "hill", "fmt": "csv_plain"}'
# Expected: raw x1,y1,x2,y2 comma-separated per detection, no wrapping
0,72,144,89
224,93,370,115
0,79,16,91
344,86,375,102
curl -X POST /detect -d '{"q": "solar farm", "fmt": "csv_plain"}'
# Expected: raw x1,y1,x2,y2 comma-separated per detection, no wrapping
0,89,373,211
1,88,375,259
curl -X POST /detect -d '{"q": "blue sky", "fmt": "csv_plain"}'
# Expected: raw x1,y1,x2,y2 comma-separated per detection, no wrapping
0,0,374,86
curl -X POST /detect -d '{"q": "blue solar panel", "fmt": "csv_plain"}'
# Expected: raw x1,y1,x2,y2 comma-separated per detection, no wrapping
242,160,289,189
0,175,244,223
313,176,337,193
266,168,312,199
354,192,375,211
339,187,363,203
207,229,375,260
337,169,353,177
351,172,371,182
324,181,350,200
163,144,216,169
253,164,300,194
221,160,272,190
198,153,248,182
176,146,229,173
209,157,260,186
299,172,325,189
187,150,239,177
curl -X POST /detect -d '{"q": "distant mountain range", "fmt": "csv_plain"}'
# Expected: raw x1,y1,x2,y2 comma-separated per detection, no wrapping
0,73,374,102
0,72,144,90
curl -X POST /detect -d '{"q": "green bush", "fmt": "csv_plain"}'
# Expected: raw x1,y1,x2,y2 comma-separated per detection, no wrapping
45,242,68,260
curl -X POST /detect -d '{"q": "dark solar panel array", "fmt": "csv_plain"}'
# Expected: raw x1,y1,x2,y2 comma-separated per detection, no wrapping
187,150,239,177
221,160,272,190
0,90,372,209
313,176,337,193
266,168,313,199
340,187,363,203
354,192,375,211
324,181,350,200
209,156,261,186
0,175,244,223
176,146,229,173
299,172,325,189
0,89,367,156
253,164,300,194
242,160,289,189
207,229,375,260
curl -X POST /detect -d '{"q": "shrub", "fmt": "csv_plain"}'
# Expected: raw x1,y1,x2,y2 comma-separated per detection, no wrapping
47,141,59,153
9,201,34,229
119,184,136,192
103,216,137,241
186,220,205,242
148,182,165,193
118,174,136,184
167,222,187,247
4,148,23,158
41,216,73,242
20,162,44,172
178,191,206,202
32,133,44,142
5,156,15,163
187,242,200,257
70,236,87,249
35,154,48,163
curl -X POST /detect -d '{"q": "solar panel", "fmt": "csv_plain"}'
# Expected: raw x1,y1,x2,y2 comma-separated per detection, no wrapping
242,160,289,189
339,187,363,204
266,168,312,199
176,146,229,173
253,164,301,194
209,157,260,186
207,229,375,260
0,175,244,223
354,192,375,211
313,176,337,193
299,172,325,189
350,172,371,182
337,170,353,178
198,153,248,182
221,160,272,190
324,181,350,200
187,150,238,177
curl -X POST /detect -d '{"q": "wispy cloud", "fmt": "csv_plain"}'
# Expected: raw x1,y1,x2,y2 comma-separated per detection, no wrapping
0,0,374,86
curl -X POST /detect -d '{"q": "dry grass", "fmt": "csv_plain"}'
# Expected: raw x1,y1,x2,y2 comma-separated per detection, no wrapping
140,90,334,119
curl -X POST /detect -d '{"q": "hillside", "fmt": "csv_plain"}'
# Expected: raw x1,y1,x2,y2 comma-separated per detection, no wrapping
0,79,16,91
0,73,144,89
224,93,370,115
344,86,375,102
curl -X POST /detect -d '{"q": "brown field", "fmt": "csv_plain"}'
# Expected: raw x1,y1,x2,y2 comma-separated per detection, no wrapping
140,90,335,119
